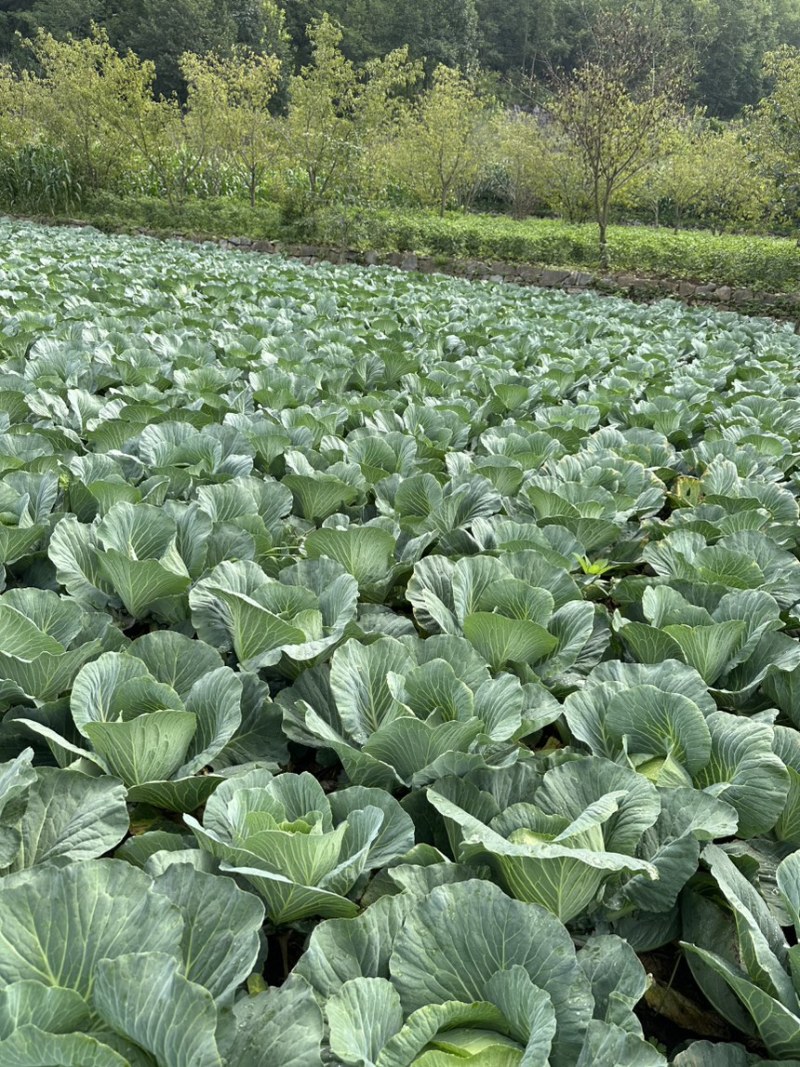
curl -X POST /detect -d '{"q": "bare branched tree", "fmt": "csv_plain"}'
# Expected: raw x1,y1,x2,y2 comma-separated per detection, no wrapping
550,4,686,268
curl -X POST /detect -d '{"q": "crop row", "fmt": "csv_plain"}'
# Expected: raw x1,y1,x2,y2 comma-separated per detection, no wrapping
2,220,800,1064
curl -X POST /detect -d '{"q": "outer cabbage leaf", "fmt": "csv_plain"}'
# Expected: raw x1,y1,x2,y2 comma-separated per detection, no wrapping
6,767,128,872
219,977,324,1067
423,759,660,916
682,845,800,1059
0,589,118,705
0,861,184,996
94,952,223,1067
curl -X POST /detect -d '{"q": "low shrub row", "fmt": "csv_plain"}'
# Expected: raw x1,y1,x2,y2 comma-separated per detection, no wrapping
22,194,800,296
332,208,800,293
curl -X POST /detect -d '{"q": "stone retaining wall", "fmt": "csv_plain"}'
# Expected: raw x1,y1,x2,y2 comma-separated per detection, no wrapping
207,235,800,321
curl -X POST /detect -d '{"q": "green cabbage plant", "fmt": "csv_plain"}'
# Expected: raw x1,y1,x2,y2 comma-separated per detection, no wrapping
564,659,789,836
19,635,245,811
425,757,660,921
279,634,561,790
294,878,666,1066
185,767,415,923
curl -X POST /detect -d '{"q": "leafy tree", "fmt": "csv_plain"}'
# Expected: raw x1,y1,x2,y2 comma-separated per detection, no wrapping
350,44,421,201
229,0,291,104
281,0,479,75
0,55,79,210
280,15,419,216
476,0,592,86
625,117,705,228
31,29,215,210
181,46,282,206
751,45,800,221
691,122,773,232
280,15,359,210
494,105,613,225
275,0,324,65
603,0,800,118
0,60,32,149
230,0,287,50
23,0,107,40
554,70,675,266
626,115,770,231
22,26,155,190
116,91,211,210
493,109,551,218
691,0,800,118
539,126,594,222
391,64,489,215
145,76,220,209
375,0,479,76
0,0,109,65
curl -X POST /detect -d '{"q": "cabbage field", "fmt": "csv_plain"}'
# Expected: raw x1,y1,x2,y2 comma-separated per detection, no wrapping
4,218,800,1065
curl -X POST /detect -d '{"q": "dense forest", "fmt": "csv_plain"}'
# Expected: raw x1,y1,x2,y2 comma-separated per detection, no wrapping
2,0,800,116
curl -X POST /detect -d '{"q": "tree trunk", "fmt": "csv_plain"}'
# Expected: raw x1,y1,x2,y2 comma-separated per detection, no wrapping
598,218,609,270
163,170,177,212
250,169,257,208
594,181,610,271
